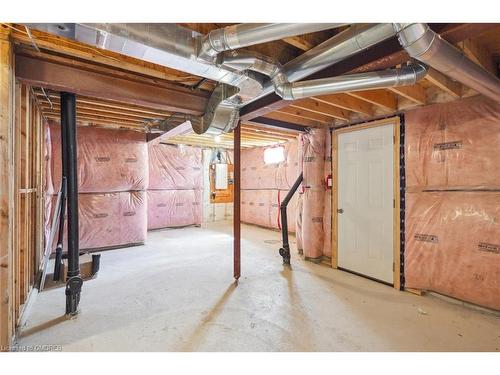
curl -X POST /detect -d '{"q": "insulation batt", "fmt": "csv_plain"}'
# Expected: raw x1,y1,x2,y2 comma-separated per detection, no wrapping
240,139,300,232
323,130,333,258
46,191,147,251
44,193,53,252
295,194,304,252
147,189,203,230
48,123,148,193
301,129,326,259
240,189,298,232
405,191,500,311
149,143,203,190
241,140,300,190
241,190,273,228
45,124,54,195
405,95,500,191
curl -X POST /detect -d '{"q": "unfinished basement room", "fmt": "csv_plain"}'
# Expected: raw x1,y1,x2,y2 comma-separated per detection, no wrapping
1,3,500,368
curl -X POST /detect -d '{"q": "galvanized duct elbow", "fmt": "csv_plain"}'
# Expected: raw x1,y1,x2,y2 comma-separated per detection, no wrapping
193,72,264,135
241,23,398,107
394,23,500,102
273,63,428,100
223,50,427,101
198,23,344,61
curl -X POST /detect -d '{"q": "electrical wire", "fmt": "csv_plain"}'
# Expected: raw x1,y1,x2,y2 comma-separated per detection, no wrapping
40,88,53,110
25,26,41,52
29,87,49,123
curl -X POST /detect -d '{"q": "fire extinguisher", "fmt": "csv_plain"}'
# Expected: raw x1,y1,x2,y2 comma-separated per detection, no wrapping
325,174,333,190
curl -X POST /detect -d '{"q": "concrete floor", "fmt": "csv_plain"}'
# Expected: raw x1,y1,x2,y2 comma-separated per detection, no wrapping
17,221,500,351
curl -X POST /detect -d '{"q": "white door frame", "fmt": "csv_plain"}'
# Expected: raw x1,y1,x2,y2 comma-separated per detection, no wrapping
331,117,401,289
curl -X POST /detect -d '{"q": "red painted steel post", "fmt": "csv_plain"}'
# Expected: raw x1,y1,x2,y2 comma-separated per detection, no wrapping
233,121,241,280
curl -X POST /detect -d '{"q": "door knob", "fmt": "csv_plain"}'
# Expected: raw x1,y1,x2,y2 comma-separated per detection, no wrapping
337,208,344,214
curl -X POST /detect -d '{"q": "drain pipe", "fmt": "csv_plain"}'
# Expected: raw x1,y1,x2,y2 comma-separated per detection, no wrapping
60,92,82,316
394,23,500,102
279,173,304,265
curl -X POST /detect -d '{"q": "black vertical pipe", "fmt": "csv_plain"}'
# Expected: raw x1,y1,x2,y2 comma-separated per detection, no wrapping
279,173,303,265
53,176,67,281
60,92,82,315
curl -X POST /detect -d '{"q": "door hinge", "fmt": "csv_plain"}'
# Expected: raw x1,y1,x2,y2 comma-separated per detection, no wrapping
393,262,395,272
393,199,395,208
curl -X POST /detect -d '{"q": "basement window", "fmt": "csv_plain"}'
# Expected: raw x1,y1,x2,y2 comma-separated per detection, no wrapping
264,146,285,164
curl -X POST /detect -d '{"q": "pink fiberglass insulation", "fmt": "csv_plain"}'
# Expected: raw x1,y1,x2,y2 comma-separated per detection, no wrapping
323,130,333,258
296,194,304,253
322,191,332,257
241,190,273,228
44,194,53,252
147,189,202,230
149,143,203,190
405,95,500,191
301,128,326,259
302,189,325,259
240,189,298,232
405,191,500,310
302,128,326,189
46,191,147,251
240,147,262,190
48,123,148,193
276,140,300,190
241,139,300,190
271,189,299,232
45,124,55,195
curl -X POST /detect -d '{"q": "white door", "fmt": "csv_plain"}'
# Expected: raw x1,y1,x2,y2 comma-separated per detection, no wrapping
337,124,394,283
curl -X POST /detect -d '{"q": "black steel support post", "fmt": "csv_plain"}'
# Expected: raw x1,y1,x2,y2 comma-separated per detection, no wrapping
279,173,303,265
53,176,67,281
60,92,82,315
233,121,241,280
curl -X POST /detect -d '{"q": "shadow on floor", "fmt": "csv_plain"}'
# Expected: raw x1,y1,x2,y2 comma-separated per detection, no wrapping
19,315,70,339
180,282,238,351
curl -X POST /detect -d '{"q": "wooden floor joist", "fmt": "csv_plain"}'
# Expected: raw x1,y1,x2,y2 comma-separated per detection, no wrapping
314,94,374,116
347,89,398,112
240,23,498,123
15,55,209,116
388,84,427,106
277,106,335,125
291,99,351,121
